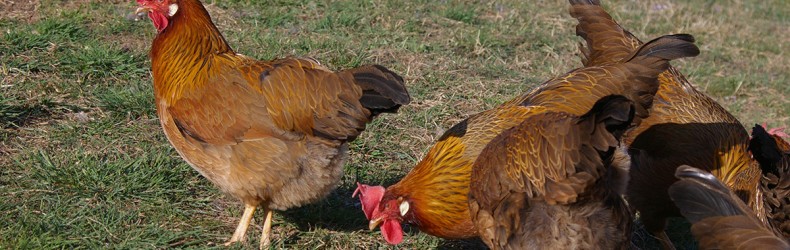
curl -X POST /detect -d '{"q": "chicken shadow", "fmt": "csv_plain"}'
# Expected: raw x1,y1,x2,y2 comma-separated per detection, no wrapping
0,100,85,129
279,172,406,233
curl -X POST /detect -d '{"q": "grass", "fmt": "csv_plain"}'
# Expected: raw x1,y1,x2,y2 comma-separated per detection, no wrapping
1,0,788,249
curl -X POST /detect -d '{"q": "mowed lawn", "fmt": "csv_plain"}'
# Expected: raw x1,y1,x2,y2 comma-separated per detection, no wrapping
2,0,788,249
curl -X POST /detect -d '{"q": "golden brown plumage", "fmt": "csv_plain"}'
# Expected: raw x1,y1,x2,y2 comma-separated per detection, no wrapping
136,0,410,248
568,1,763,247
355,34,699,245
669,165,789,250
467,35,700,250
354,102,538,244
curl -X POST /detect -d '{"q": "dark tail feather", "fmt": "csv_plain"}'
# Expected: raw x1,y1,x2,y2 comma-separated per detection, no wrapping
624,34,700,66
343,65,411,116
669,165,789,249
618,34,699,116
669,165,748,222
749,124,784,176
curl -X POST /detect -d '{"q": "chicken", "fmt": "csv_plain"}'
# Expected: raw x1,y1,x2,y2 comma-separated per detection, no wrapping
669,165,789,249
354,106,537,244
469,95,635,249
134,0,410,248
749,124,790,237
467,34,699,249
569,1,763,248
355,34,699,245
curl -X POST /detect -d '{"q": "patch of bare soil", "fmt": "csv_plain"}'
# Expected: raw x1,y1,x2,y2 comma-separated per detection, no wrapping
0,0,41,23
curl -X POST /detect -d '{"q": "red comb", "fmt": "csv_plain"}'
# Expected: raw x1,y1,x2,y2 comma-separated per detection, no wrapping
762,122,789,138
353,182,385,220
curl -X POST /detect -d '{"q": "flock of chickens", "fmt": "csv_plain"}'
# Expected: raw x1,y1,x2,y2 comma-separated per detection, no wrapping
133,0,789,249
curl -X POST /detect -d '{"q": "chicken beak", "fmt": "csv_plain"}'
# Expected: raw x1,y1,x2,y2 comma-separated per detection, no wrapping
369,217,383,231
135,6,152,16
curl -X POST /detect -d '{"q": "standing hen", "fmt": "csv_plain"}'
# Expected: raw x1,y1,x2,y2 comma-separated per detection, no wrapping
569,1,763,248
355,34,699,245
134,0,410,248
468,35,699,249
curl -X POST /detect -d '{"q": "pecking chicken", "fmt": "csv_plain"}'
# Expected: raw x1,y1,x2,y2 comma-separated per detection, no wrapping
134,0,410,248
469,95,635,249
749,124,790,237
355,34,699,245
669,165,789,249
569,0,764,248
467,34,699,249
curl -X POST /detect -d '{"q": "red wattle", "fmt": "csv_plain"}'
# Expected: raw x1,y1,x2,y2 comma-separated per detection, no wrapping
148,12,169,33
381,220,404,245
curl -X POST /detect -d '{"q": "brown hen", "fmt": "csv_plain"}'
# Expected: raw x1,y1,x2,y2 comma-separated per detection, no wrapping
467,35,699,249
569,0,763,248
135,0,410,248
355,34,699,245
669,165,789,250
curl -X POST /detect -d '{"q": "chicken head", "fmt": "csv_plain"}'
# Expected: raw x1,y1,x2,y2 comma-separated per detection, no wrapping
353,183,406,244
135,0,179,33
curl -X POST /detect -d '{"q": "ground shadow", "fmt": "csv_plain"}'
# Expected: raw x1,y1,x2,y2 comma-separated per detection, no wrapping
0,100,84,129
436,237,488,250
280,170,407,233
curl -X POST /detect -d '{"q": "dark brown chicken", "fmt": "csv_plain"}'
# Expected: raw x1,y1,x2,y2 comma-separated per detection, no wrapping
467,35,699,249
355,34,699,245
569,1,762,248
135,0,410,248
469,95,636,249
669,165,789,249
749,125,790,237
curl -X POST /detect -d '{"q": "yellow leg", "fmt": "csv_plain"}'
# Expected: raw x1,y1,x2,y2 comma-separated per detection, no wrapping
259,208,274,250
224,204,256,246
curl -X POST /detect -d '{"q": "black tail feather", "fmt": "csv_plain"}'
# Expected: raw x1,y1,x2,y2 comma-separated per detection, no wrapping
625,34,699,63
669,165,747,223
345,65,411,116
749,124,784,176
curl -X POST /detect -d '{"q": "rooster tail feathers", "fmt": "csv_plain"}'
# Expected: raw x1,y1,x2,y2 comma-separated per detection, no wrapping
624,34,700,67
620,34,699,117
343,65,411,116
668,165,752,223
669,166,790,249
749,124,784,176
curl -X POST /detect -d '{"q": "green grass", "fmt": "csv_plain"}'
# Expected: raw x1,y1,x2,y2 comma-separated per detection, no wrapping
1,0,788,249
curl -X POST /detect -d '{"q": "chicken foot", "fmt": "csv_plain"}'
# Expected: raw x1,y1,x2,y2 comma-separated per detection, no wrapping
259,208,273,249
225,204,256,246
